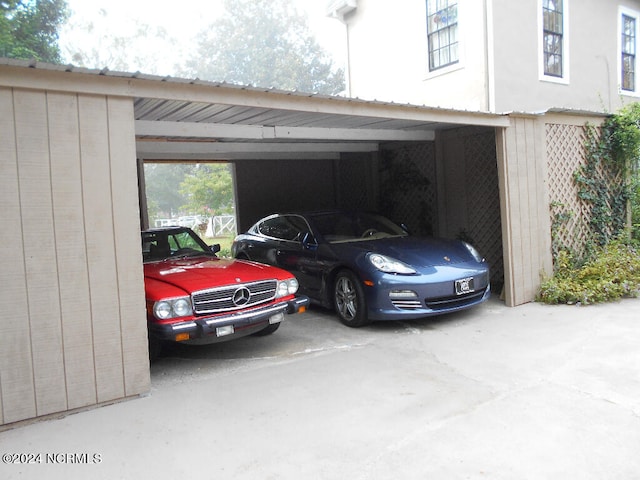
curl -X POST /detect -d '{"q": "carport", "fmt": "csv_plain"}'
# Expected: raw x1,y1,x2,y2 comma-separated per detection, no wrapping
133,80,511,290
1,59,561,426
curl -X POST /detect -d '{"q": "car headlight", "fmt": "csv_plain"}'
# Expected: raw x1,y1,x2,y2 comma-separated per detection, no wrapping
368,253,417,274
172,298,192,317
463,242,485,262
153,297,193,320
154,301,173,319
276,278,299,298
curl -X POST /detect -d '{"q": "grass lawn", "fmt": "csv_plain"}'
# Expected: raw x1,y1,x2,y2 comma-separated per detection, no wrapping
204,235,235,258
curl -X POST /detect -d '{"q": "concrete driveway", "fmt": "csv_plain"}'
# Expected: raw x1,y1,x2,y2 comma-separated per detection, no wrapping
2,296,640,479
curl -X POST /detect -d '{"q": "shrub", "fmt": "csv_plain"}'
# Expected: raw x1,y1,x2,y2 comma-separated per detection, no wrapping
537,240,640,305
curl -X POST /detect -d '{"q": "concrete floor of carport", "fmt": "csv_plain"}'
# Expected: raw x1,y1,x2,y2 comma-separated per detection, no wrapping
2,296,640,480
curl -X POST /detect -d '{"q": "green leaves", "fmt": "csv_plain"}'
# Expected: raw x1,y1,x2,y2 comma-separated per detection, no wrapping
182,0,345,95
537,241,640,304
0,0,69,62
144,163,235,221
541,104,640,304
574,124,629,247
179,164,234,217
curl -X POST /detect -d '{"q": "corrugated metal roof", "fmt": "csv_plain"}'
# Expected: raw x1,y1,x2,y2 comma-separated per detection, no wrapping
0,58,514,160
0,57,505,119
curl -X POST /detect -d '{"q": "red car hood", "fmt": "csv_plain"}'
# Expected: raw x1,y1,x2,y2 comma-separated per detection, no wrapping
144,256,288,294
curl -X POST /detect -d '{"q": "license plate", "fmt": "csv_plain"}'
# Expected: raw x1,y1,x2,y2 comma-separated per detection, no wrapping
455,277,474,295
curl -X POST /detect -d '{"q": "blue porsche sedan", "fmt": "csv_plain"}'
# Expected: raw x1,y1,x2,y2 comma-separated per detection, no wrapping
231,211,490,327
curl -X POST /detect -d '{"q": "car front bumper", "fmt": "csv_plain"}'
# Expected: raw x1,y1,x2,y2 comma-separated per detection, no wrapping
148,295,310,345
364,265,491,321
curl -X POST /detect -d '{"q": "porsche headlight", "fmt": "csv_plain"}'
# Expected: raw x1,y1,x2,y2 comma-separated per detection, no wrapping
368,253,417,274
463,242,485,262
276,278,299,298
153,297,193,320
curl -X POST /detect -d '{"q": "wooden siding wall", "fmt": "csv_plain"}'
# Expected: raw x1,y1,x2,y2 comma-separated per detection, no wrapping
234,156,376,232
0,87,150,427
496,115,553,306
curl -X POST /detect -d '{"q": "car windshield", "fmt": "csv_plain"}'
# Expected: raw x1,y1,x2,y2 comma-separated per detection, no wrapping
310,212,408,243
142,229,211,262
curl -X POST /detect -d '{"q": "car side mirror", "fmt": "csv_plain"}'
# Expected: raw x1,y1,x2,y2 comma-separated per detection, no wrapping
301,232,318,251
210,244,221,254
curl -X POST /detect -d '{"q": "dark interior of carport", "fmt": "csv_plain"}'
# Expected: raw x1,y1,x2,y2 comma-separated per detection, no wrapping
134,96,504,290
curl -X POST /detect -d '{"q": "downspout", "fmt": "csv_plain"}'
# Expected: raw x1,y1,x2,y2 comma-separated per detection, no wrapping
345,20,352,97
484,0,496,112
330,11,352,97
326,2,355,97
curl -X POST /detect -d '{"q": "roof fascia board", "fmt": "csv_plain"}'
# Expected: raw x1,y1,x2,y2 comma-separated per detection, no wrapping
135,120,436,141
0,64,510,128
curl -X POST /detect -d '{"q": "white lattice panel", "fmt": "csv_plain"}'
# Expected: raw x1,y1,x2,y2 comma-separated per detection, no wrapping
545,123,591,253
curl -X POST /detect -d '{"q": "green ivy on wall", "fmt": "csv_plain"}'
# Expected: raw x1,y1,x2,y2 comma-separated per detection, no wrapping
573,106,639,249
539,103,640,304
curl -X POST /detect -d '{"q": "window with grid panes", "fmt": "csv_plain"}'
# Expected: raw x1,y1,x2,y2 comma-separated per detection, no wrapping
543,0,563,77
427,0,459,71
622,14,636,91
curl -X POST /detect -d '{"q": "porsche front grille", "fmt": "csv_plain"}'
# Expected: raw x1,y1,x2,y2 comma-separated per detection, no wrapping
425,289,487,310
192,280,278,315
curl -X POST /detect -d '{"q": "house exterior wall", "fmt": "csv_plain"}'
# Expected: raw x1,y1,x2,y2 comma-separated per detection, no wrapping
0,87,149,427
341,0,640,113
344,0,489,110
491,0,640,113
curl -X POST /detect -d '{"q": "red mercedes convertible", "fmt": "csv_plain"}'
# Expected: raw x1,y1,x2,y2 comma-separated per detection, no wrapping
142,227,309,359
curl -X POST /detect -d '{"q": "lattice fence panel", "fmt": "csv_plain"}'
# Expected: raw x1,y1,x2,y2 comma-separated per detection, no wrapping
378,143,437,235
545,123,591,253
464,131,504,285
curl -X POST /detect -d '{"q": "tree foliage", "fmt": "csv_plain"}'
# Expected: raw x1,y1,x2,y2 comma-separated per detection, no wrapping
144,163,195,218
144,163,235,221
182,0,345,95
179,164,235,217
0,0,69,62
608,102,640,240
62,9,177,74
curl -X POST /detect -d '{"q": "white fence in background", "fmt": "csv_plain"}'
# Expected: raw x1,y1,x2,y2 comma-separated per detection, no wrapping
206,215,237,237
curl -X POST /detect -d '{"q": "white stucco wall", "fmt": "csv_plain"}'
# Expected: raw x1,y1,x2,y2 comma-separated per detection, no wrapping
343,0,640,113
491,0,640,113
344,0,489,110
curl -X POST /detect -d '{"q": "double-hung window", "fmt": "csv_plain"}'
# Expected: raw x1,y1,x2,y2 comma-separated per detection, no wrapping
542,0,564,77
427,0,459,71
621,12,637,92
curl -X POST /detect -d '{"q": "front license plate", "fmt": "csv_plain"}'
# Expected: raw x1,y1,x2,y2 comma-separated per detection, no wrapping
455,277,475,295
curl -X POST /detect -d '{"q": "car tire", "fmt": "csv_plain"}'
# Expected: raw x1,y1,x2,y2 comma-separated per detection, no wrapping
333,270,370,327
252,322,281,336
